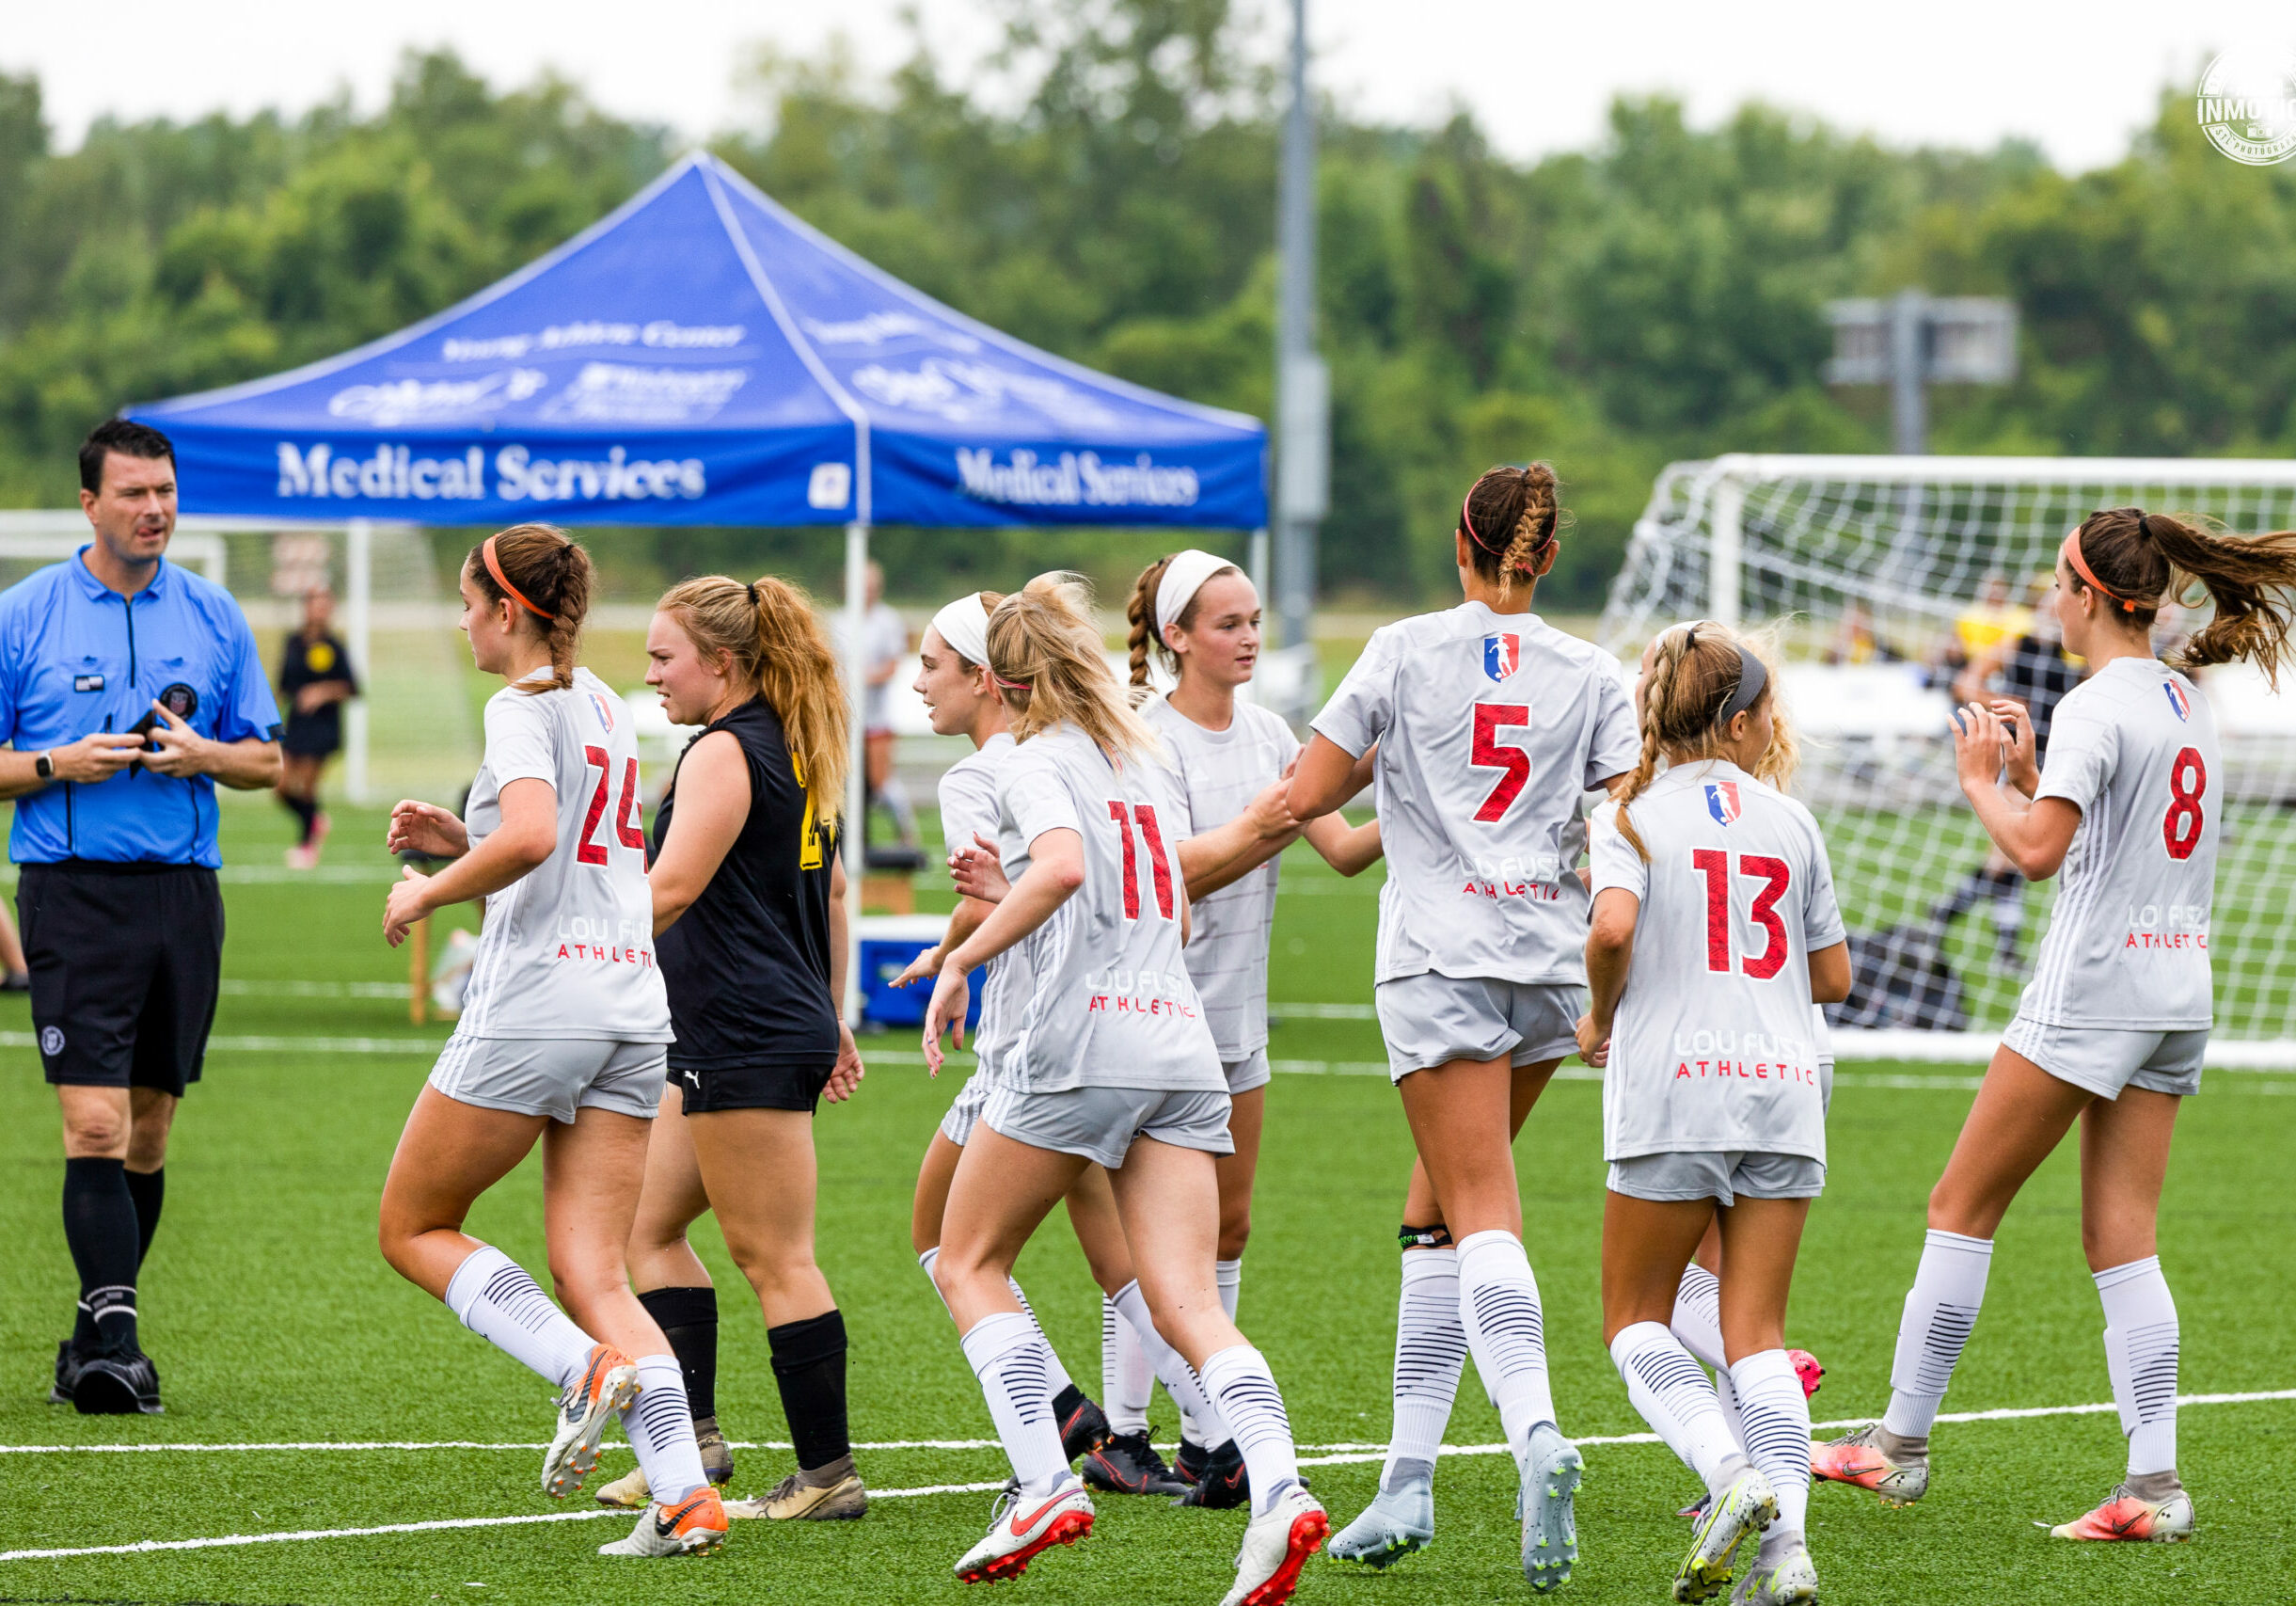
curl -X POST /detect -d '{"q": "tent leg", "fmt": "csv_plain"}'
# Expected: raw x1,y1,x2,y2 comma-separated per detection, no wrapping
345,517,372,806
843,519,869,1026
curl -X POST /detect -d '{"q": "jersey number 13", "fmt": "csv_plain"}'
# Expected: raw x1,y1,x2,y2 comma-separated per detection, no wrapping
1691,849,1794,979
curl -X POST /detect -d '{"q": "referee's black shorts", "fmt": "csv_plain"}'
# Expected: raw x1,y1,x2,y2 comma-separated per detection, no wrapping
20,863,224,1096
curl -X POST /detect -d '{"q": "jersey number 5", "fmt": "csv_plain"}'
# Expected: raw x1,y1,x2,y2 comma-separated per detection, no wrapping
1691,849,1793,979
1471,705,1531,822
1107,800,1175,920
578,745,648,867
2163,746,2207,861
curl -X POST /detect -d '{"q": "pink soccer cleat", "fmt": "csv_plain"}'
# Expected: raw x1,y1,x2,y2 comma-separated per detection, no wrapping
1788,1349,1824,1399
1810,1423,1927,1508
2048,1484,2193,1542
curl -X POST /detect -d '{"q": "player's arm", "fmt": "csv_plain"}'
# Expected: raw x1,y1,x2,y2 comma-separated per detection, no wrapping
891,895,990,988
1809,941,1851,1004
1180,780,1301,898
1952,700,2080,879
1305,811,1382,876
1288,733,1364,820
827,857,864,1100
922,827,1084,1068
385,777,555,946
647,731,750,934
1576,885,1639,1067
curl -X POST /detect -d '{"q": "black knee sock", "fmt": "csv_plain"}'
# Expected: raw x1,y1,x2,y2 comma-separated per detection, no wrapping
62,1158,139,1353
125,1166,164,1270
637,1284,720,1421
279,791,318,844
768,1309,851,1474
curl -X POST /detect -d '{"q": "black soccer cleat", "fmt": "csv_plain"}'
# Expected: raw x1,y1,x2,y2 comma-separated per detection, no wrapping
1084,1430,1189,1497
49,1339,87,1405
1174,1436,1209,1487
1170,1438,1249,1509
72,1348,162,1416
1053,1384,1113,1463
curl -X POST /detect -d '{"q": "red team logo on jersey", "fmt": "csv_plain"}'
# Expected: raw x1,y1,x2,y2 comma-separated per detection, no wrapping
1482,634,1521,682
2163,679,2191,722
1704,782,1742,825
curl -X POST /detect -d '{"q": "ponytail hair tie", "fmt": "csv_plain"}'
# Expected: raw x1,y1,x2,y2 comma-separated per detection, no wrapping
992,673,1032,692
745,580,758,606
482,534,553,622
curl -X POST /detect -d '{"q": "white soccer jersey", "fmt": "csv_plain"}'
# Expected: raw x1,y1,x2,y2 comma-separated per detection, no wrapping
1589,760,1846,1163
1140,694,1301,1060
2019,658,2220,1030
1313,603,1639,985
455,668,672,1042
993,723,1225,1095
938,732,1032,1073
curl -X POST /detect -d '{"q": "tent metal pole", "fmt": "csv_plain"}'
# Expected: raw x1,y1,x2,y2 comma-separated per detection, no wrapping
345,517,372,805
842,518,869,1025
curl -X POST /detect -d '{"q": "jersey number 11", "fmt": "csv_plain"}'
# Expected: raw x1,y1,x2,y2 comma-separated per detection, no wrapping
1107,801,1175,921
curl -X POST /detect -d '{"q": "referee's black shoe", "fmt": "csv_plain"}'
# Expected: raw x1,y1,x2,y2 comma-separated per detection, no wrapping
72,1348,162,1416
48,1340,85,1405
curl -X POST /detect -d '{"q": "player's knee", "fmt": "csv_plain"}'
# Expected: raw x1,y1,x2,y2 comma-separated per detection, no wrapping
724,1231,816,1297
1215,1209,1251,1261
62,1110,129,1158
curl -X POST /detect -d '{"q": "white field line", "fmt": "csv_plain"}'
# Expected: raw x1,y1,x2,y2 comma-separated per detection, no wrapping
1,1390,2288,1563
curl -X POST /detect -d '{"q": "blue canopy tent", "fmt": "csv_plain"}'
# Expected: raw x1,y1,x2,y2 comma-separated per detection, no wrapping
128,150,1267,937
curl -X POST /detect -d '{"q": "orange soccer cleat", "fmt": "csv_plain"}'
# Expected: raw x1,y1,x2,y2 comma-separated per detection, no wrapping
1809,1422,1927,1508
2048,1484,2193,1542
542,1343,640,1500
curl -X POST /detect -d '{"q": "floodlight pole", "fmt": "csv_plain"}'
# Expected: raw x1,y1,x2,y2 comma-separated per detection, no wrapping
1274,0,1326,672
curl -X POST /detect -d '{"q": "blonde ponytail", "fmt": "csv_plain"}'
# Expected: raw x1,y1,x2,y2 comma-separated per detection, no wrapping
1615,621,1791,862
987,572,1163,763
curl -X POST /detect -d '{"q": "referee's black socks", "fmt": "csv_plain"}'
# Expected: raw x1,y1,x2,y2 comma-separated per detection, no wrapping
62,1158,140,1354
277,789,319,844
637,1284,720,1420
126,1166,165,1268
769,1309,852,1480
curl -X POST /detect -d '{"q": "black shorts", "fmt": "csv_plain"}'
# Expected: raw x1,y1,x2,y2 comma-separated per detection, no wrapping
20,863,224,1096
671,1058,835,1115
281,716,341,759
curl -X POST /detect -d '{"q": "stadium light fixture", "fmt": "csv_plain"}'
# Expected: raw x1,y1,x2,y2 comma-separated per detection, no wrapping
1826,291,2018,453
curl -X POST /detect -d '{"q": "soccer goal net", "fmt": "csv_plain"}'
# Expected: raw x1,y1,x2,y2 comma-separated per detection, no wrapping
1600,454,2296,1065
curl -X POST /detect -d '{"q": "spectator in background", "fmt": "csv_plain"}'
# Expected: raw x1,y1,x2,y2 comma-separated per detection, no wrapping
1823,599,1904,666
277,586,358,869
838,562,919,854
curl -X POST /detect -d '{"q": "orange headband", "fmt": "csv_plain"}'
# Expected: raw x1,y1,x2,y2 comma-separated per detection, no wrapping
483,533,554,622
2060,528,2142,614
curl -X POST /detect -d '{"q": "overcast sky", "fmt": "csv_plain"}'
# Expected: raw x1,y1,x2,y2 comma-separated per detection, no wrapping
3,0,2289,172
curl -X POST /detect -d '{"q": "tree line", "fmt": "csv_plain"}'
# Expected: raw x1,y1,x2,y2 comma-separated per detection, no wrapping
4,3,2293,610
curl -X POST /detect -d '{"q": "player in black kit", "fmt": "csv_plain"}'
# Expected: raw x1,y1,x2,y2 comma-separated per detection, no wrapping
276,587,358,868
603,574,869,1524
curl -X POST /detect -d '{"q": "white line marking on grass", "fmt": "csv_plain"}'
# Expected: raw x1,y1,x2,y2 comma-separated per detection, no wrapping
0,1031,443,1056
217,979,414,999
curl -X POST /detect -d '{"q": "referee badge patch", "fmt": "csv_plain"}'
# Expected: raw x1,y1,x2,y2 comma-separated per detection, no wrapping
72,675,103,692
39,1026,63,1057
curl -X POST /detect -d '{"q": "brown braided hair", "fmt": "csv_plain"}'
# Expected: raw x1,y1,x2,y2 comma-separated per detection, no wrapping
1125,554,1243,686
1459,463,1566,600
1612,621,1794,863
465,523,592,693
2065,507,2296,687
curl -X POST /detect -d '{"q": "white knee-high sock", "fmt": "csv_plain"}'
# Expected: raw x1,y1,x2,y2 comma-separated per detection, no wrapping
1714,1367,1746,1452
1668,1264,1746,1451
1382,1247,1466,1491
1200,1344,1299,1517
961,1311,1074,1498
921,1248,1074,1395
2096,1256,2179,1478
623,1355,709,1503
1104,1293,1154,1436
1731,1349,1812,1534
1114,1280,1228,1443
443,1246,595,1391
1883,1229,1994,1438
1456,1229,1557,1459
1609,1321,1741,1492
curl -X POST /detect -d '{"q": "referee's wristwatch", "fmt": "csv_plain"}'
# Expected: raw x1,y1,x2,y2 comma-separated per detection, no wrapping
33,750,54,781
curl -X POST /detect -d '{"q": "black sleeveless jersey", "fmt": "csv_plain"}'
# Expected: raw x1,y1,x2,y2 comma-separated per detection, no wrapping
650,698,839,1071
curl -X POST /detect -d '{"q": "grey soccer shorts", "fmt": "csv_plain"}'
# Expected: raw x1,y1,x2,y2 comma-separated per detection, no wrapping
978,1082,1234,1170
1375,973,1584,1083
2002,1013,2207,1101
427,1034,667,1124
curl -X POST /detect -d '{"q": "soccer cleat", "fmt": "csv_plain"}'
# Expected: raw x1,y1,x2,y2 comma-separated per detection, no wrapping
1175,1436,1211,1486
1678,1489,1712,1524
1730,1536,1818,1605
725,1471,869,1520
597,1487,729,1557
1675,1465,1777,1603
954,1479,1094,1583
71,1348,162,1416
1328,1469,1434,1567
1054,1385,1114,1463
594,1463,652,1509
1810,1422,1927,1508
695,1415,734,1486
542,1344,639,1500
1172,1438,1250,1509
1519,1423,1584,1593
1083,1430,1189,1496
1220,1480,1328,1606
1788,1349,1824,1399
2047,1484,2194,1542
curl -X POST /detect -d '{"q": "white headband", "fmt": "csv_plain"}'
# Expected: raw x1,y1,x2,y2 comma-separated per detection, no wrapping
1155,549,1237,639
930,593,992,671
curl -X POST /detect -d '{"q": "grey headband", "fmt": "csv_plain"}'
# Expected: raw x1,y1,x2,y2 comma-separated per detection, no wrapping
1718,645,1768,723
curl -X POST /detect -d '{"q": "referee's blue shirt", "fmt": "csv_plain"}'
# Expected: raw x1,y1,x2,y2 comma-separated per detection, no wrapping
0,548,282,867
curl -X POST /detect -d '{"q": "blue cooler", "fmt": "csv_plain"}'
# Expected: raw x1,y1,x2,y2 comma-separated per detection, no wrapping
858,914,985,1031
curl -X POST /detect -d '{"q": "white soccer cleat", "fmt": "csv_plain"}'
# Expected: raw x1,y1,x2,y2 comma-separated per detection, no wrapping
596,1488,729,1557
1675,1464,1777,1603
1730,1535,1818,1605
1328,1470,1433,1567
1519,1423,1584,1593
953,1479,1094,1583
542,1344,639,1500
1220,1480,1328,1606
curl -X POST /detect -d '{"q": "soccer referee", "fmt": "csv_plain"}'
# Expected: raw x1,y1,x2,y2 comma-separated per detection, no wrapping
0,420,281,1414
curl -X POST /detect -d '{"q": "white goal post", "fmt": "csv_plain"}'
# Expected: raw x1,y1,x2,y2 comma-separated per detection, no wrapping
1601,454,2296,1067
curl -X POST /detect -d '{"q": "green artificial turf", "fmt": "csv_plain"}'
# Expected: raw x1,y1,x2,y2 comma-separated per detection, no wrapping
0,799,2288,1603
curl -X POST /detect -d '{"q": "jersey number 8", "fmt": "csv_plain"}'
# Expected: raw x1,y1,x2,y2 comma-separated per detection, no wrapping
2163,745,2207,862
1691,849,1794,979
1107,800,1175,921
577,745,648,867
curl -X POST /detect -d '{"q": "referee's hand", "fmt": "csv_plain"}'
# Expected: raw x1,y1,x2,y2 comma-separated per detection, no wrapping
48,732,143,783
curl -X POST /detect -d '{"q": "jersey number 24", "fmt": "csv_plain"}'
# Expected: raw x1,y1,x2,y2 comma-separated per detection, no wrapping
577,745,648,867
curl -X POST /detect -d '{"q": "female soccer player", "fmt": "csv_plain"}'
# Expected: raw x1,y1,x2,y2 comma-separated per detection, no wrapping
1293,463,1639,1587
1577,622,1851,1605
377,524,725,1559
1126,549,1382,1479
277,586,358,868
611,576,867,1523
1814,508,2296,1543
921,574,1326,1604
